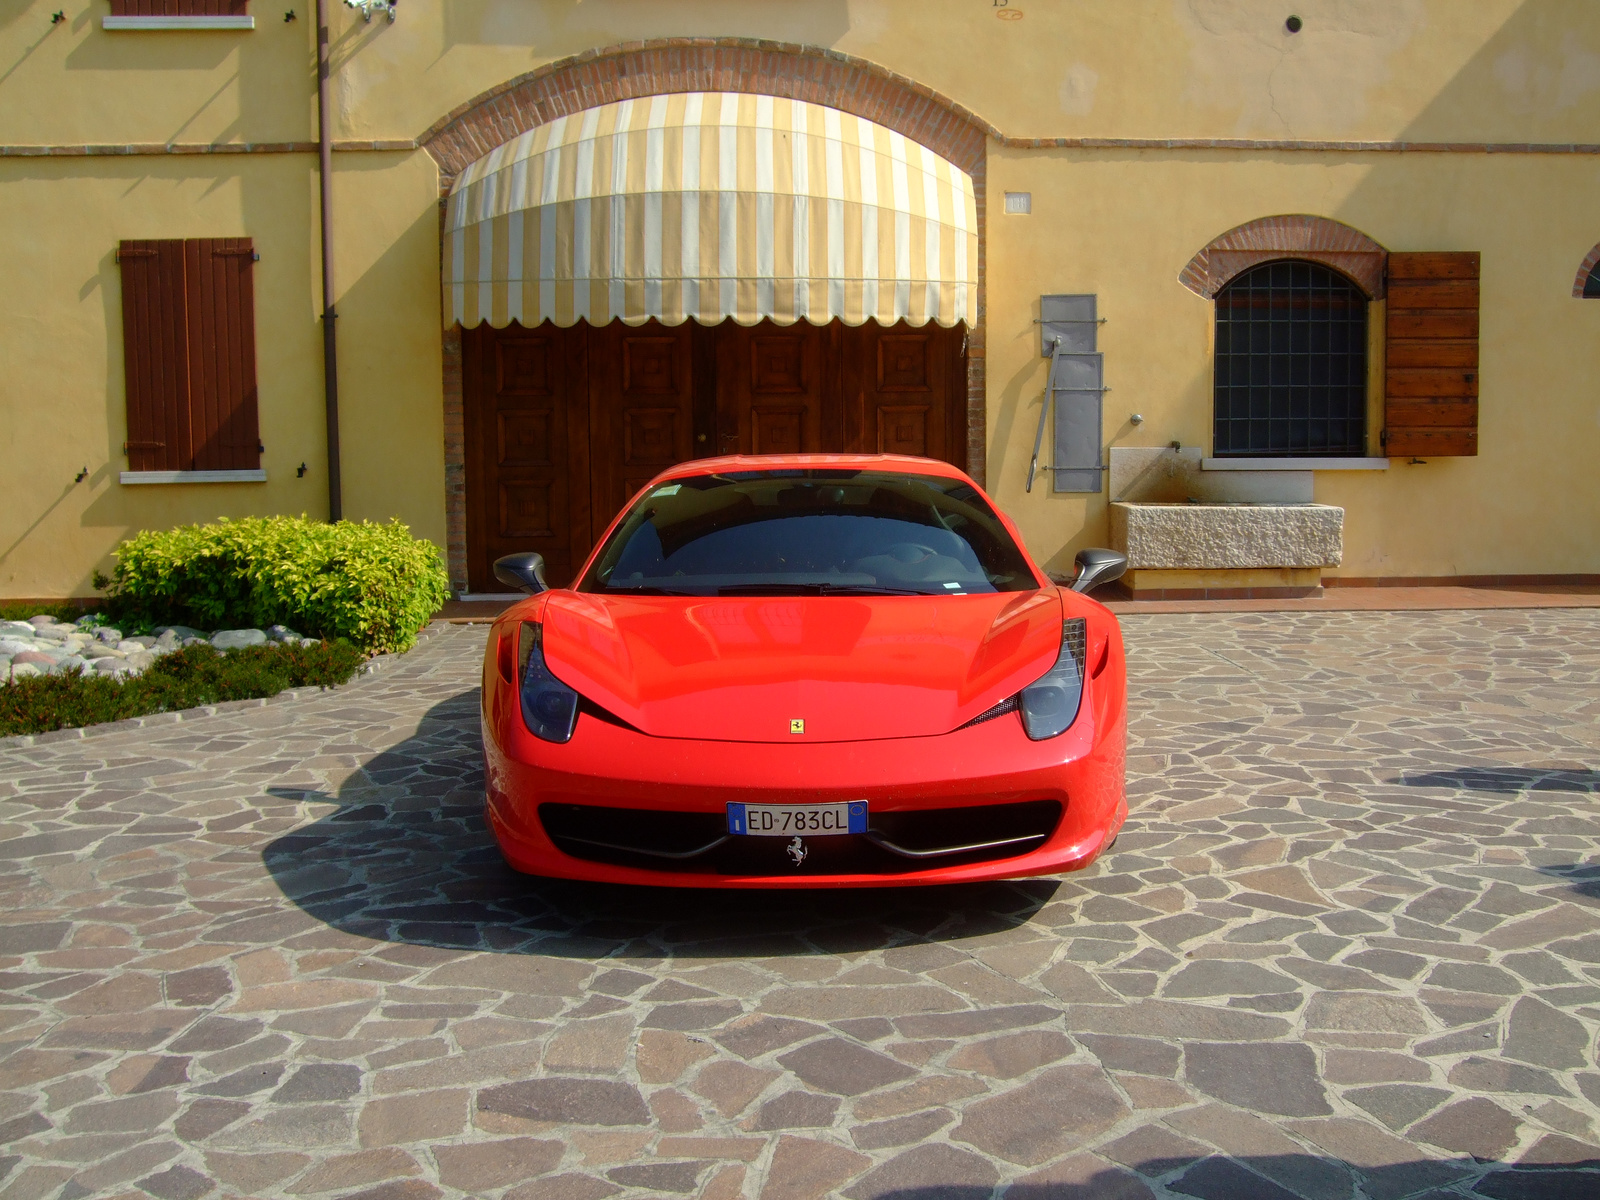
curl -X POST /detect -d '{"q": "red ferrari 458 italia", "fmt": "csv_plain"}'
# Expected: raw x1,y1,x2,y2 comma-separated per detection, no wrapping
480,454,1128,888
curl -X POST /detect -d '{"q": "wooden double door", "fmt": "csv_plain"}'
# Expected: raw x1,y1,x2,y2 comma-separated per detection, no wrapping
463,318,968,589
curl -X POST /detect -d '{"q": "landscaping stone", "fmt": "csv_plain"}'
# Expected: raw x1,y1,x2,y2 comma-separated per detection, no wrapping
3,621,324,683
211,629,270,650
154,625,208,640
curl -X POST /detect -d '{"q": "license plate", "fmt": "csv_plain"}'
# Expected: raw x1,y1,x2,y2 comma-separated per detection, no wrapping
727,802,868,837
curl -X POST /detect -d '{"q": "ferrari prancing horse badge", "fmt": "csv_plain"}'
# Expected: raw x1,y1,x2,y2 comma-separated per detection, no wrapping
787,837,808,866
789,719,805,734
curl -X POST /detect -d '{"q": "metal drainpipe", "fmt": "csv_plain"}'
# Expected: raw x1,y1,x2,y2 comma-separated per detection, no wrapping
316,0,343,522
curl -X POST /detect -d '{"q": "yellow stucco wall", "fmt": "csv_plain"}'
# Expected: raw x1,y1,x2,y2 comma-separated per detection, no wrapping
984,147,1600,580
0,150,446,597
12,2,1600,147
3,1,1600,596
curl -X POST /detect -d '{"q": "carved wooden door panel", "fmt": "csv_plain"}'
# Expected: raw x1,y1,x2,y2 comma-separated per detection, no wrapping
713,321,837,457
842,320,965,467
588,320,698,533
463,322,591,590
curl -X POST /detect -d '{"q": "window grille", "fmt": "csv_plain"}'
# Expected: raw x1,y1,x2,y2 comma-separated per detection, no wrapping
1213,260,1368,457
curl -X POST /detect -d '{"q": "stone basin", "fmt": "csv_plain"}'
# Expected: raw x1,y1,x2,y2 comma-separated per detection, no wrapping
1108,501,1344,598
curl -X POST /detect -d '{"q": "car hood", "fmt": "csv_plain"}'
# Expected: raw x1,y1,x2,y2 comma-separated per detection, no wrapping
538,589,1064,742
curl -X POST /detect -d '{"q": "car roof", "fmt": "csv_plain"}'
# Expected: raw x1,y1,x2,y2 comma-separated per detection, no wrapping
652,454,975,485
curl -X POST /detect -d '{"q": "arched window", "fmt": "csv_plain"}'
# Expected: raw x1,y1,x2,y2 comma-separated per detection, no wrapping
1214,260,1368,457
1575,244,1600,297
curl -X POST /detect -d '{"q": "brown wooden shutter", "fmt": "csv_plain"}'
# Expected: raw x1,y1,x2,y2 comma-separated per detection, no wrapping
118,240,191,472
188,239,261,470
118,237,259,473
1384,252,1479,457
109,2,250,15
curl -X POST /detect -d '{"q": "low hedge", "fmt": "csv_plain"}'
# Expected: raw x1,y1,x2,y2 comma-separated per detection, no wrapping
0,641,365,738
97,516,450,654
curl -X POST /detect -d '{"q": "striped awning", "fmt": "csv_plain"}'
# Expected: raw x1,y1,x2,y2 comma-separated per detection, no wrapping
443,92,977,330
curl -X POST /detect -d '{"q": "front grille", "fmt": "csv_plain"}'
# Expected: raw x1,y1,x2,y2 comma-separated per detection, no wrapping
537,799,1062,876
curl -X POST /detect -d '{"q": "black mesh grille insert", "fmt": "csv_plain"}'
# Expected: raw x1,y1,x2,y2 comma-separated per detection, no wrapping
537,799,1063,876
1214,259,1368,457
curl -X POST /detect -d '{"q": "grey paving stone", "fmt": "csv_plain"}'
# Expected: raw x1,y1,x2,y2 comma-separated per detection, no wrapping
1162,960,1300,998
1169,1157,1304,1200
713,1015,824,1059
1504,996,1594,1068
777,1039,916,1097
271,1063,362,1103
136,1164,214,1200
945,1029,1074,1079
842,1142,998,1199
1425,962,1524,995
1410,1097,1522,1159
1446,1058,1571,1096
1076,1034,1181,1077
954,1065,1128,1165
746,1091,838,1131
849,1108,953,1150
605,1161,706,1193
1344,1083,1452,1130
1344,948,1428,980
1184,1042,1332,1117
477,1079,649,1126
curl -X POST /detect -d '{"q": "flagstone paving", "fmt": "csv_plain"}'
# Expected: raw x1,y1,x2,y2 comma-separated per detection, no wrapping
1,610,1598,1200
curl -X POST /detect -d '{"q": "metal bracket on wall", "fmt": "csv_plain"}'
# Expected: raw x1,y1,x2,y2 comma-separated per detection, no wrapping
1026,294,1108,493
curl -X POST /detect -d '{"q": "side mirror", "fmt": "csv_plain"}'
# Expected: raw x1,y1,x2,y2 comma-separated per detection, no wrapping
1070,548,1127,594
494,552,550,594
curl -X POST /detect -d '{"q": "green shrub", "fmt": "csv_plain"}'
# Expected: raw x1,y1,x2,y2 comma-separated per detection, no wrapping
99,516,450,654
0,641,366,738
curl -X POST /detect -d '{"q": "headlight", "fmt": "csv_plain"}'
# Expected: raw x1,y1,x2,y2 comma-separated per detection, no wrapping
1019,618,1087,740
518,621,579,743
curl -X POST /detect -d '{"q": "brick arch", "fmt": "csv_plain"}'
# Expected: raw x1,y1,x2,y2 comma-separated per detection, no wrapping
418,38,997,186
1573,243,1600,297
1180,215,1388,300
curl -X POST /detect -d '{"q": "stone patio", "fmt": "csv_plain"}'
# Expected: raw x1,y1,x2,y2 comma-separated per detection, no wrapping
1,610,1597,1199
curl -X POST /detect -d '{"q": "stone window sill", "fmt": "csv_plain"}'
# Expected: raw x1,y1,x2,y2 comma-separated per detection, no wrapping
103,16,255,30
121,470,266,484
1201,457,1389,471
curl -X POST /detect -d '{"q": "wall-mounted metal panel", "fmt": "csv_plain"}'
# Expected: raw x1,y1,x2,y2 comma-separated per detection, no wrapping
1051,352,1104,493
1027,294,1107,494
1040,293,1098,355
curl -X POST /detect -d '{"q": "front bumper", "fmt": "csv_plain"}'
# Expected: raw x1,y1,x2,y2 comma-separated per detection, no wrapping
481,683,1126,889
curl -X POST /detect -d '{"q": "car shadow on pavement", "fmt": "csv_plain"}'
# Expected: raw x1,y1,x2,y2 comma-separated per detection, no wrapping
259,693,1059,958
1399,767,1600,794
870,1152,1600,1200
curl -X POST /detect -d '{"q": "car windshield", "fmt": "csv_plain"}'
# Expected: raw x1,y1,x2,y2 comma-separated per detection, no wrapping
580,469,1038,596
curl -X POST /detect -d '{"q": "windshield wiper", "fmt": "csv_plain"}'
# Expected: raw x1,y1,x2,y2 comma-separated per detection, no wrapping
600,585,705,596
711,582,938,596
714,583,827,596
816,583,938,596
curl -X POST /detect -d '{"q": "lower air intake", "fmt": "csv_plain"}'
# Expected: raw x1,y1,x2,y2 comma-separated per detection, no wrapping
538,799,1062,875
